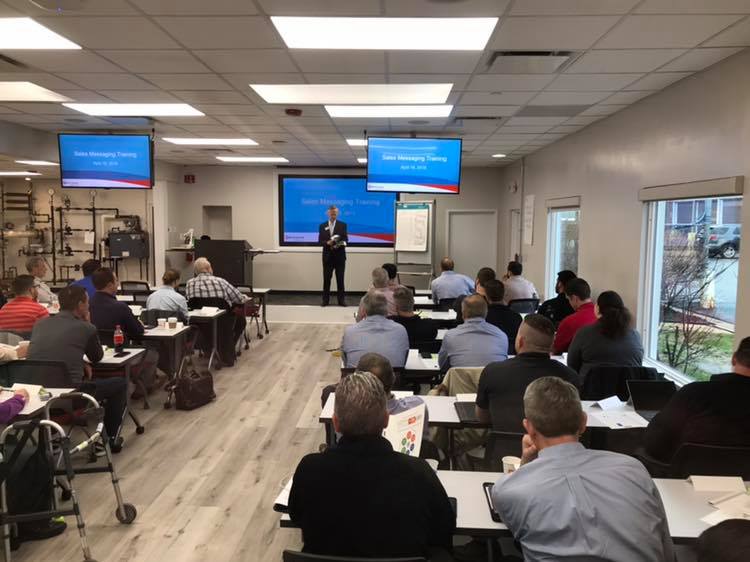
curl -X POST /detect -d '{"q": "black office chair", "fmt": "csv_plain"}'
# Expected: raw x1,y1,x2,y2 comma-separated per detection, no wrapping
0,330,25,346
2,359,71,388
436,298,455,311
483,430,524,472
507,298,539,314
143,308,187,326
415,340,441,355
283,551,426,562
581,366,661,401
670,443,750,480
120,281,150,293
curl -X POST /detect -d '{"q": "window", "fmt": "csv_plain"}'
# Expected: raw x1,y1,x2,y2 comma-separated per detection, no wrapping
546,208,580,298
642,196,742,381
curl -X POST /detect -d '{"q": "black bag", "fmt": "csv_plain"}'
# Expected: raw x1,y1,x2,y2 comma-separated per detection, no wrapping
175,369,216,410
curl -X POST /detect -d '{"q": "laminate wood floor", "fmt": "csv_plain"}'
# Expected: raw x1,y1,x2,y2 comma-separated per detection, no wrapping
14,323,343,562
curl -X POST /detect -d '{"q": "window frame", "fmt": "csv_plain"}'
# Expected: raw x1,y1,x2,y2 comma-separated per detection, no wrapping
545,206,581,300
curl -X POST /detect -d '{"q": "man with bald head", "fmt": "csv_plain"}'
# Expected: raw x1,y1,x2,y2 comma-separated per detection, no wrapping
438,294,508,371
476,314,581,429
430,257,474,305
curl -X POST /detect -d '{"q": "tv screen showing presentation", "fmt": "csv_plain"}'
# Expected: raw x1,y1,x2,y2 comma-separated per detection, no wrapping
58,133,153,189
366,137,462,194
279,175,398,247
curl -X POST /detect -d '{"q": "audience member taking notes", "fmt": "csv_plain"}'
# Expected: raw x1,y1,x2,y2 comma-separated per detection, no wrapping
567,290,643,378
537,270,576,327
502,261,537,304
388,287,438,347
341,292,408,368
430,257,474,305
0,274,49,334
289,372,455,560
438,294,508,371
552,277,597,354
643,336,750,464
491,377,675,562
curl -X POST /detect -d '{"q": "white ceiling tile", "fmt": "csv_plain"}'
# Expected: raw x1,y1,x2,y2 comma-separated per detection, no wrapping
0,73,81,91
217,115,277,125
194,50,299,73
388,52,482,74
0,105,19,114
97,51,210,73
154,17,283,49
635,0,750,14
3,0,137,15
507,116,569,126
487,134,540,141
58,73,158,90
172,90,251,104
602,90,654,104
548,73,643,91
35,17,180,49
140,74,231,90
596,15,742,49
97,90,181,102
177,124,238,133
222,73,305,91
564,115,603,126
384,0,509,15
490,16,619,50
624,72,692,90
192,104,263,116
0,114,61,124
129,0,258,15
538,133,567,140
10,51,121,73
467,74,556,91
498,125,553,133
529,91,611,105
256,0,381,16
291,51,385,73
579,104,628,116
659,47,744,71
510,0,639,15
153,116,221,125
566,49,687,73
458,91,537,105
63,90,115,102
704,16,750,47
2,102,79,115
453,105,519,117
303,74,386,84
389,74,470,90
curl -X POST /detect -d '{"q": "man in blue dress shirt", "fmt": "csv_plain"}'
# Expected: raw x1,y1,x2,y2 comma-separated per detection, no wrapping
341,292,409,368
438,294,508,371
430,257,474,304
492,376,675,562
70,259,100,300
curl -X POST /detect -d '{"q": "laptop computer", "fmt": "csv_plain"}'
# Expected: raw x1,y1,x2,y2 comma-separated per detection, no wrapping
627,380,677,421
454,401,481,424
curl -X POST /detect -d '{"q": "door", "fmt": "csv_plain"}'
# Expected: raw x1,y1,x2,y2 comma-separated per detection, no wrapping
447,209,498,277
509,209,521,262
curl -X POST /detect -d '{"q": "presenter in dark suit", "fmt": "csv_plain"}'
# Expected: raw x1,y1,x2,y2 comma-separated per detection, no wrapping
319,205,348,306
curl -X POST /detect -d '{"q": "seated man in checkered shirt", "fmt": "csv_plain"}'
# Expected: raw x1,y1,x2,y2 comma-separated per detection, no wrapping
186,257,248,365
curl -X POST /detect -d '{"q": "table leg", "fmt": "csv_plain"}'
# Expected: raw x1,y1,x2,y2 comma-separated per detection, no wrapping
121,363,144,438
262,294,269,334
207,317,219,371
448,428,455,470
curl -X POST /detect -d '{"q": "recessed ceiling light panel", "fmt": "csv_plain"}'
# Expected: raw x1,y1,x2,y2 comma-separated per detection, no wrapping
271,17,497,50
162,138,257,146
492,153,507,158
0,171,42,176
0,18,81,49
326,105,453,118
357,158,368,164
216,156,289,163
347,139,368,147
15,160,58,166
0,82,71,102
251,84,452,105
63,103,204,116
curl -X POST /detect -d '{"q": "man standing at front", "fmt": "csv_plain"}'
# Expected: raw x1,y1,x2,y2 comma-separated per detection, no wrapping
319,205,348,307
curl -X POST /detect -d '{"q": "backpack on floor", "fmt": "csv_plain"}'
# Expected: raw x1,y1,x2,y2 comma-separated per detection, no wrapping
175,369,216,410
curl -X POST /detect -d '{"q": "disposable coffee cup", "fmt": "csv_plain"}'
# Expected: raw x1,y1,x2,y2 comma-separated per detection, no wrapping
168,317,177,329
175,321,184,329
157,318,167,328
502,455,521,474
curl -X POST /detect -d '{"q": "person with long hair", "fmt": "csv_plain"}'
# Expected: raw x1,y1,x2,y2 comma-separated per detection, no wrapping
567,290,643,377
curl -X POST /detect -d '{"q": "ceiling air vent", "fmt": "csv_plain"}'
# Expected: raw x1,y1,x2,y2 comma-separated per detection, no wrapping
487,51,578,74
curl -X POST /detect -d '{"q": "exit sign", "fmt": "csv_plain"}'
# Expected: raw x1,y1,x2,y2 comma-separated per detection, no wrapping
184,174,195,184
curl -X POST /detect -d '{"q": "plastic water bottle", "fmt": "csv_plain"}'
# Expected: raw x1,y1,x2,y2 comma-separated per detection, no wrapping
114,325,124,353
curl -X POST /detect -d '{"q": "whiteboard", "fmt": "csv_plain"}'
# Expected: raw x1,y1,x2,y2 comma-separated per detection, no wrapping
396,204,429,252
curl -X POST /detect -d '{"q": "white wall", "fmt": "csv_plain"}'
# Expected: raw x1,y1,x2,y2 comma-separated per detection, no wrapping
164,165,506,291
497,49,750,343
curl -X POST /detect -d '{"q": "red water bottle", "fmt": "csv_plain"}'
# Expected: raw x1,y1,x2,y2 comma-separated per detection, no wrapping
113,324,125,353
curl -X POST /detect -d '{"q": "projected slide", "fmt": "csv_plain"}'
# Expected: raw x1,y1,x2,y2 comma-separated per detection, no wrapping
367,137,461,194
279,176,397,246
58,134,152,189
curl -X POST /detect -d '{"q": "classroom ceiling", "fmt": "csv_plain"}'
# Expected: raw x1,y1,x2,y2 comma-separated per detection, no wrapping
0,0,749,173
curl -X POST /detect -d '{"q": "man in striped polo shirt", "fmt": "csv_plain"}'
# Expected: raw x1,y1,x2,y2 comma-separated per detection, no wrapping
0,275,49,334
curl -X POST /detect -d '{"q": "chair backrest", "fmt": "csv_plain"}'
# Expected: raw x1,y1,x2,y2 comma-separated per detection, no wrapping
415,340,441,355
437,298,455,311
582,366,661,401
283,551,426,562
0,330,24,346
507,298,539,314
120,281,150,293
340,367,406,384
442,367,484,395
671,443,750,480
484,430,524,472
187,296,230,311
2,359,72,388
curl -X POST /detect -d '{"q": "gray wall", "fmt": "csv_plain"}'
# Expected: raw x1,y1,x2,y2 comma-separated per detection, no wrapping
497,49,750,343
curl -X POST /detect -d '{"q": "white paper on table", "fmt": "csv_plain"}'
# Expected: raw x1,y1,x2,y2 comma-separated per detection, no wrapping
709,493,750,516
392,390,414,399
701,509,745,526
690,476,747,493
593,410,649,429
382,403,425,458
591,395,623,410
456,393,477,403
273,478,293,512
0,383,45,416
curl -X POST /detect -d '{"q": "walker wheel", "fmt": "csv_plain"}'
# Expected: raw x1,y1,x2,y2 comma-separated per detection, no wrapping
116,503,137,524
163,401,172,409
258,334,264,340
136,426,145,435
61,489,73,501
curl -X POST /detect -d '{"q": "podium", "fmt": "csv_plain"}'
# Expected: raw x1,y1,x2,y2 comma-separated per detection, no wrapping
194,239,253,286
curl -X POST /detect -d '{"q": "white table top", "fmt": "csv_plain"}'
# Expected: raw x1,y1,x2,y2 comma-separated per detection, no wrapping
142,325,191,338
405,348,440,371
88,347,146,366
414,289,432,296
436,329,447,341
188,308,226,319
239,287,271,295
414,296,435,307
439,470,509,535
419,309,457,321
115,294,134,302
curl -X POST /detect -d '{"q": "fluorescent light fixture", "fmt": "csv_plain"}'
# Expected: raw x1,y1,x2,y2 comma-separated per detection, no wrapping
0,82,71,102
163,137,257,146
357,158,367,164
0,18,81,49
492,153,507,158
63,103,204,117
271,17,497,50
15,160,58,166
347,139,368,147
251,84,452,105
216,156,289,163
326,105,453,119
0,171,41,177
